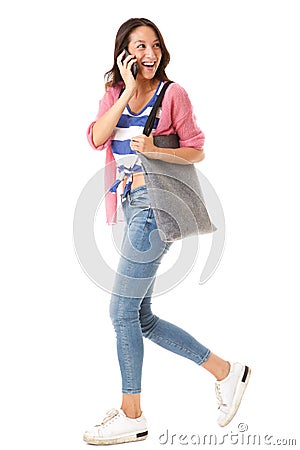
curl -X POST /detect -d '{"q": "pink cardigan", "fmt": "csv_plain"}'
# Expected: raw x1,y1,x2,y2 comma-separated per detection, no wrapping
87,81,205,224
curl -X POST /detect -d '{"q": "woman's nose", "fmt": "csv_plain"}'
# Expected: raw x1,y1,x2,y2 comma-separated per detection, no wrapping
144,47,155,58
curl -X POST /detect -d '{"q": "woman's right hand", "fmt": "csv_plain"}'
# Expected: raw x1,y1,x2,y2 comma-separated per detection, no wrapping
117,50,137,95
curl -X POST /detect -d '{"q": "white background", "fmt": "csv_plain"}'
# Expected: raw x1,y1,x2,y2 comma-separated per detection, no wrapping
1,0,299,449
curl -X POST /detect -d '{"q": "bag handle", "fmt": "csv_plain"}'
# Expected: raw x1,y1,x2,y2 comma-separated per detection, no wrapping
143,81,174,137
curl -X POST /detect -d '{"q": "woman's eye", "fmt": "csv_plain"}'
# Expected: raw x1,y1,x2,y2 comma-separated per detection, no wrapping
136,43,160,49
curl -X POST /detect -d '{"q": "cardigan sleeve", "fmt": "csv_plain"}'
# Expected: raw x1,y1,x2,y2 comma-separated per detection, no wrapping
86,85,121,150
168,83,205,150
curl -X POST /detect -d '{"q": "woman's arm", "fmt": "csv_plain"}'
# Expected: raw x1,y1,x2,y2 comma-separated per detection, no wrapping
90,51,137,148
130,83,205,164
152,146,205,164
130,135,205,165
91,88,133,147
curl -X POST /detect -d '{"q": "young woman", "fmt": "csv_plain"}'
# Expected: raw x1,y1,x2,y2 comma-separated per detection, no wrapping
84,18,251,446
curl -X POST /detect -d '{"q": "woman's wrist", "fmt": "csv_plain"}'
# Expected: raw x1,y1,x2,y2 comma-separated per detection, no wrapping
123,86,136,100
149,147,202,165
148,146,177,162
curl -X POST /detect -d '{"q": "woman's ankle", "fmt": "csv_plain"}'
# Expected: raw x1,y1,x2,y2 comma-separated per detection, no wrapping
121,408,142,419
202,353,230,381
216,361,230,381
121,393,142,419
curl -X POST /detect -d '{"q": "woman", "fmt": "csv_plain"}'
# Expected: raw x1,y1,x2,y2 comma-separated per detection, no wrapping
84,18,250,446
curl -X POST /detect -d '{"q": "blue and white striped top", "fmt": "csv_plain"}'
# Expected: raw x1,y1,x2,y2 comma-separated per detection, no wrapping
109,81,164,196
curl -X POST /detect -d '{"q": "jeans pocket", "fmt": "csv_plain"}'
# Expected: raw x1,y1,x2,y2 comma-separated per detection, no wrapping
127,208,155,250
129,190,150,209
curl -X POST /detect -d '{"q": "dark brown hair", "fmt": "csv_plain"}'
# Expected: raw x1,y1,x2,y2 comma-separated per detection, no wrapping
105,18,170,87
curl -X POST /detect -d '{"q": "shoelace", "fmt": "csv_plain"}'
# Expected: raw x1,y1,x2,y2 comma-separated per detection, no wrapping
96,408,119,427
215,383,227,410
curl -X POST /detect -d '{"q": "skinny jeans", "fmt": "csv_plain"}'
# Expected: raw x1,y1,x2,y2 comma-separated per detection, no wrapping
109,185,211,394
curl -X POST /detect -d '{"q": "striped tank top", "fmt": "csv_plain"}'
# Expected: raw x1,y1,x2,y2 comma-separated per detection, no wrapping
109,81,164,196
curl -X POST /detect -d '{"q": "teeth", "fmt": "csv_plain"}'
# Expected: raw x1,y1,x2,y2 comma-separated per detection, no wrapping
142,62,155,66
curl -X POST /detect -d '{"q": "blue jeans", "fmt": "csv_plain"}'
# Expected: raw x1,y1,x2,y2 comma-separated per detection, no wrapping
109,185,211,394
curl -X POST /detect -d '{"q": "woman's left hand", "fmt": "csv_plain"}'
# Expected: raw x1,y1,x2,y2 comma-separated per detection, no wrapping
130,135,156,156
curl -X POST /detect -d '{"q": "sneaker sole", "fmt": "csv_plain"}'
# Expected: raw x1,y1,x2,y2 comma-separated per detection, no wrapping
218,365,251,427
83,430,148,445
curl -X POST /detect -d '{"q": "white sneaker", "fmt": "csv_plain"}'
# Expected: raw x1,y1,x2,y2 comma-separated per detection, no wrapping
215,362,251,427
83,408,148,445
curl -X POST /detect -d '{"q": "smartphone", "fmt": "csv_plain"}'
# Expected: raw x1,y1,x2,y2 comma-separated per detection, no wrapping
122,49,138,79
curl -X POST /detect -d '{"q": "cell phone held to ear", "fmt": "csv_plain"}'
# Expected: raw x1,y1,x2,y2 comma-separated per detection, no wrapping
121,49,138,79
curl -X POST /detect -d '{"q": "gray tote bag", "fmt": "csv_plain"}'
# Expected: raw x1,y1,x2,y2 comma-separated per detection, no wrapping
139,81,216,242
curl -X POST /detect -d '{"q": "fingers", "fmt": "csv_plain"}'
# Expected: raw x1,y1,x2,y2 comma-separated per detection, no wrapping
130,135,153,153
116,50,125,67
117,49,125,60
117,50,137,70
130,137,140,151
130,136,143,151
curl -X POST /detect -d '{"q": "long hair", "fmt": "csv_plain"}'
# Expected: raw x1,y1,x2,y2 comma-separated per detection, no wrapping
105,18,170,87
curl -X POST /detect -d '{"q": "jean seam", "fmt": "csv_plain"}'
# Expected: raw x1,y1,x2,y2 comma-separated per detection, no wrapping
148,330,210,365
122,388,141,394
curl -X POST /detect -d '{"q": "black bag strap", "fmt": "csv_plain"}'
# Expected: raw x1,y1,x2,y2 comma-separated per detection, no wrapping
143,81,174,136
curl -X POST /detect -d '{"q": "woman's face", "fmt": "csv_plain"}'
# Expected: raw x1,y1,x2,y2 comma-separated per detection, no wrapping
127,26,162,80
